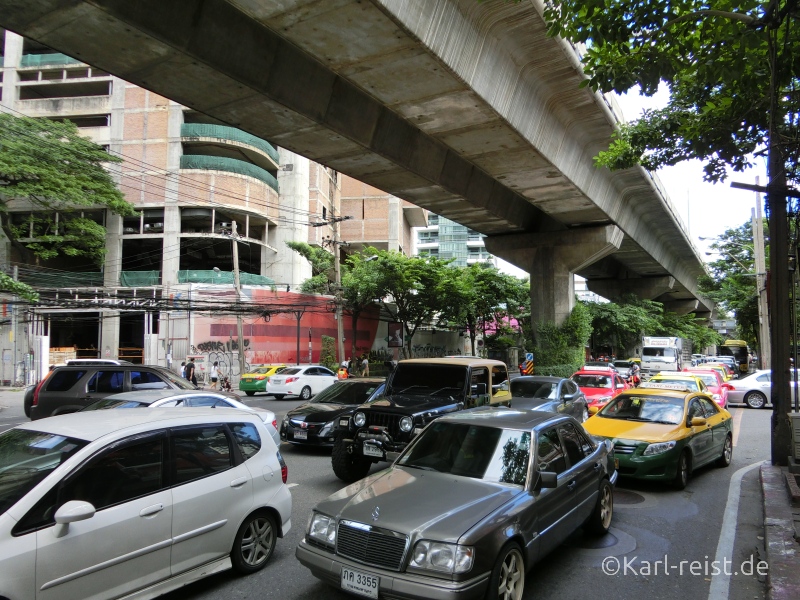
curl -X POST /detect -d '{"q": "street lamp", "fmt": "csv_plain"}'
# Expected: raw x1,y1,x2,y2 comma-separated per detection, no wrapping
704,251,752,273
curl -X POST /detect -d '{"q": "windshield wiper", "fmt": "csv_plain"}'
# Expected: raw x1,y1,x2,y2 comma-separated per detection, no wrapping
401,464,439,472
395,385,427,394
431,386,462,396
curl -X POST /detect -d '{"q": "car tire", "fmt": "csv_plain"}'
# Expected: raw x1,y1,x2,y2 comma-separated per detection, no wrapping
744,390,767,409
332,436,372,483
230,511,276,574
244,391,255,397
485,542,525,600
272,394,284,401
584,479,613,535
300,386,312,401
673,450,691,490
716,434,733,468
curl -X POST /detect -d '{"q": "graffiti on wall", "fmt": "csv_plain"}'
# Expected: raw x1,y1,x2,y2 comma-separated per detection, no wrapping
196,339,250,354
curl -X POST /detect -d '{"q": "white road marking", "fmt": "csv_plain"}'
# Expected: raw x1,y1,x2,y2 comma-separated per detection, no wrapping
731,408,745,447
287,483,299,488
707,460,763,600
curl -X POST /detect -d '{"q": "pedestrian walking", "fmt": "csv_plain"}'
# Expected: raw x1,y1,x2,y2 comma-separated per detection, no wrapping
209,361,219,389
180,361,186,378
185,359,197,386
360,355,369,377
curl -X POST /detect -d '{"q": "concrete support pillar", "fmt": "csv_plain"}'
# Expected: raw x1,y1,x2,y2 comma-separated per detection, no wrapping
485,225,623,326
586,276,675,302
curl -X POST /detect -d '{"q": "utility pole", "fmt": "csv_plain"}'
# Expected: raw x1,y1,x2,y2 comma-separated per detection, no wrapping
231,221,246,379
752,193,770,371
333,215,345,366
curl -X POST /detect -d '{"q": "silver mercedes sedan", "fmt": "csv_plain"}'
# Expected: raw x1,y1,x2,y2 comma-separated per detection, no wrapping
296,407,617,600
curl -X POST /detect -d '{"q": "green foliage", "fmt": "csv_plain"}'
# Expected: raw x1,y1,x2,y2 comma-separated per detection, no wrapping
320,335,337,371
0,113,133,293
285,241,334,293
542,1,799,186
697,221,762,349
583,295,663,356
534,303,592,374
341,250,384,358
448,263,530,355
0,273,37,302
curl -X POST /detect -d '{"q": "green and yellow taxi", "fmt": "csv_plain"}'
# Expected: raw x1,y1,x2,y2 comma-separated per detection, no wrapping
649,371,708,393
238,364,287,396
583,382,733,489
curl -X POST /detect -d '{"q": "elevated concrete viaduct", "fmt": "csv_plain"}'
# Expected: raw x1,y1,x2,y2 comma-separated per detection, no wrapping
0,0,713,328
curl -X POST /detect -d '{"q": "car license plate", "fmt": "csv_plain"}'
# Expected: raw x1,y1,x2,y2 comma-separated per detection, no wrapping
341,567,379,599
293,429,307,440
363,443,384,458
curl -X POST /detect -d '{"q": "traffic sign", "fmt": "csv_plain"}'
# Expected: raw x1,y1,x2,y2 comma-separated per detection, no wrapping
526,352,533,361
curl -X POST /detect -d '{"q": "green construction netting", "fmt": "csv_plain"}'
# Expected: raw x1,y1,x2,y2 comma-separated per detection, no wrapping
180,155,279,192
120,271,160,287
21,272,104,288
177,270,275,286
181,123,280,164
20,53,83,68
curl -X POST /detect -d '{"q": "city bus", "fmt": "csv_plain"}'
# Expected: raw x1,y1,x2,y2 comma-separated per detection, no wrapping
717,339,750,375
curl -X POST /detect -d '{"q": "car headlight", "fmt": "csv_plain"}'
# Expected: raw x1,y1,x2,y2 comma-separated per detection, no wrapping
282,415,289,425
353,412,366,427
712,394,721,401
399,416,413,432
318,420,335,436
409,540,474,574
307,512,336,547
596,395,612,403
643,441,677,456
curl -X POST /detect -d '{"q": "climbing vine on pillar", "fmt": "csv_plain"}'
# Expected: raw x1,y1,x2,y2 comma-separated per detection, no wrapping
533,303,592,377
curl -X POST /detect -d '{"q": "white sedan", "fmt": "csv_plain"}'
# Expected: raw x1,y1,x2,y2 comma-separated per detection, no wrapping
83,390,281,446
0,409,292,600
266,365,337,400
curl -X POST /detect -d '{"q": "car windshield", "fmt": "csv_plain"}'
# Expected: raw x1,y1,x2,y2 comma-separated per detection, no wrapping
311,382,385,405
510,380,557,400
652,378,699,391
572,375,612,389
280,368,302,376
613,361,631,370
0,429,89,517
155,368,196,389
389,364,467,396
83,398,147,410
598,394,685,424
250,367,273,374
397,422,531,485
692,374,717,386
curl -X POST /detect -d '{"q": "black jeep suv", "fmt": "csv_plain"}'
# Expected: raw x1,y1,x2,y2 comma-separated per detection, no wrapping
331,357,511,482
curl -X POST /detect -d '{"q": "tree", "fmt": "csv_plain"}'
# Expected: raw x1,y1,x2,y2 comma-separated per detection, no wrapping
340,250,383,360
284,241,334,294
698,222,763,350
543,1,799,185
369,250,461,357
583,295,663,356
0,113,134,299
449,263,526,355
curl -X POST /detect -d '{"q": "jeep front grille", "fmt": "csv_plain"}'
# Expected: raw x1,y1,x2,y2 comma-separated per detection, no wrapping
364,412,401,437
336,520,408,571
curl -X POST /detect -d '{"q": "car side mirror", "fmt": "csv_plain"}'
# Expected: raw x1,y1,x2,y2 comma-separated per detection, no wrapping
588,405,600,415
536,471,558,489
690,416,707,427
53,500,95,538
563,393,575,403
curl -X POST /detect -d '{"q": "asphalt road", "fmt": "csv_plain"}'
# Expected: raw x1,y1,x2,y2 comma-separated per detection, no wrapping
0,389,770,600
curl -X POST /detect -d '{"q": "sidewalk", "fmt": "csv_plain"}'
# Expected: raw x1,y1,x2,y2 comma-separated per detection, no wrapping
760,463,800,600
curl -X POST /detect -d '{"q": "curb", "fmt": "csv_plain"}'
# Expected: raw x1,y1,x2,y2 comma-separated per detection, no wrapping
761,464,800,600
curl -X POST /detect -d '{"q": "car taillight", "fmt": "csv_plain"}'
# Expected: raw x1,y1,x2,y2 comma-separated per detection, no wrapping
285,377,299,383
32,372,52,406
272,419,278,431
277,451,288,484
256,375,266,380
